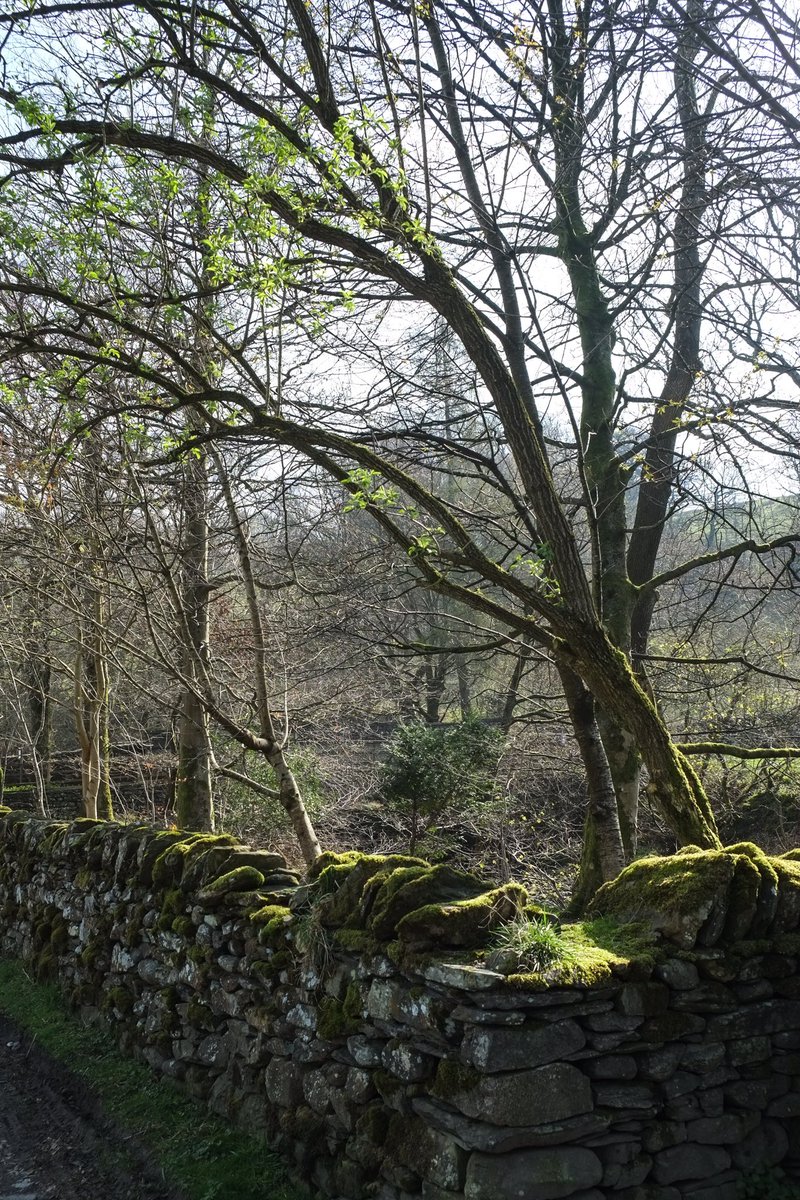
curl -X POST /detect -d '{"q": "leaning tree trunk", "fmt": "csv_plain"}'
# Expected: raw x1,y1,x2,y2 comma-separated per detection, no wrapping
217,458,322,867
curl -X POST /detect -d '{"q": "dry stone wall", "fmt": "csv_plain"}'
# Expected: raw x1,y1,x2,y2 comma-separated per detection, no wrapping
0,811,799,1200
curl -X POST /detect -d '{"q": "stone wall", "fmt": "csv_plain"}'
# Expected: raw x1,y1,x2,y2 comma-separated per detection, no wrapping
0,811,799,1200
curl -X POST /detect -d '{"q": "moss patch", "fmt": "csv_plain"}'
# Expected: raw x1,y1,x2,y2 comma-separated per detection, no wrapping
590,844,800,948
366,864,488,940
589,850,737,948
396,883,527,950
199,865,265,898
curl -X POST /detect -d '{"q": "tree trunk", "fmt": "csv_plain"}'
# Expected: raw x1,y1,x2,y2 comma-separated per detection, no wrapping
559,663,626,912
558,620,720,848
216,456,322,866
175,444,214,832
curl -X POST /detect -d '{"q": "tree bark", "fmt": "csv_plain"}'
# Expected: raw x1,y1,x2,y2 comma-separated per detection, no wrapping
559,662,626,913
175,443,214,832
216,458,322,866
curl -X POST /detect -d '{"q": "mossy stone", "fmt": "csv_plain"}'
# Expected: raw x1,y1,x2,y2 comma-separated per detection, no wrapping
333,928,376,954
723,854,761,941
432,1058,480,1100
316,853,428,929
366,863,488,939
198,865,265,899
396,883,528,950
726,842,779,936
771,856,800,933
589,850,738,949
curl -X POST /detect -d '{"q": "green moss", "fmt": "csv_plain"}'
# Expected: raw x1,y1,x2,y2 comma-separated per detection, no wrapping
69,982,95,1007
35,946,55,982
255,907,293,947
373,1069,407,1103
186,997,214,1029
395,883,527,949
307,850,365,882
103,987,134,1015
316,996,348,1040
187,945,211,964
250,903,292,926
251,952,291,981
50,920,70,953
79,940,106,970
332,928,376,954
313,853,428,929
151,834,237,889
726,843,779,936
171,916,195,937
157,886,188,930
137,832,189,885
354,1103,390,1145
724,854,762,941
366,863,489,939
589,850,737,948
505,920,655,989
201,866,265,896
342,980,363,1023
75,867,93,890
432,1059,480,1100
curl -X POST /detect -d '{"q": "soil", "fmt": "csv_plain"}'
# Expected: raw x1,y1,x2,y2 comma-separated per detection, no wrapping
0,1015,180,1200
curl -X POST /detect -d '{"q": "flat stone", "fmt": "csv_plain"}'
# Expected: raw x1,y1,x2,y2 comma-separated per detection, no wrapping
582,1055,638,1080
654,960,700,990
465,1147,602,1200
390,1118,467,1192
196,1034,227,1068
471,990,585,1011
615,1188,681,1200
423,1185,464,1200
264,1057,303,1108
382,1038,435,1083
592,1084,655,1109
440,1061,592,1127
347,1034,386,1067
640,1012,707,1041
136,958,169,987
653,1144,731,1185
617,984,669,1017
451,1005,526,1026
413,1097,609,1153
367,978,443,1032
585,1013,643,1032
421,963,506,991
461,1021,585,1073
681,1181,738,1200
708,999,800,1039
725,1076,789,1110
726,1035,770,1065
767,1092,800,1118
686,1114,758,1144
730,1119,789,1170
637,1047,681,1083
642,1122,687,1153
602,1153,653,1188
672,983,736,1013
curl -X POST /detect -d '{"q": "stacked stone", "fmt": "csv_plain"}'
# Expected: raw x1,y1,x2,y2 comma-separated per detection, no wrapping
0,812,799,1200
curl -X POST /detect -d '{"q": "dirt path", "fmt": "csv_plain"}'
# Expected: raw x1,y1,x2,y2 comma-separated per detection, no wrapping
0,1019,178,1200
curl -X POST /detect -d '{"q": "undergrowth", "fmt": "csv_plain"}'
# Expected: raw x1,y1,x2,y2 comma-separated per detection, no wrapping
0,958,306,1200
